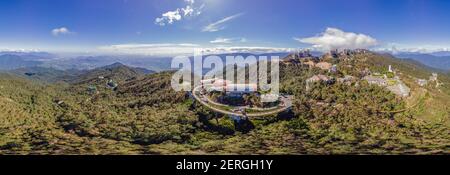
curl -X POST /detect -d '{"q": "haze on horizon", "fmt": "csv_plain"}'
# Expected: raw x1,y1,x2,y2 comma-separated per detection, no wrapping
1,0,450,56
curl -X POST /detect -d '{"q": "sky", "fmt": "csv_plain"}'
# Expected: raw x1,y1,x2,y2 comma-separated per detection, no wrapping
1,0,450,56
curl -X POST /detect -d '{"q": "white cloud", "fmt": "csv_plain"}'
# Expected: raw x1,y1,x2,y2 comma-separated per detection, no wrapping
98,43,294,56
210,37,247,44
0,48,42,52
155,10,182,25
205,46,293,54
52,27,73,36
202,13,243,32
182,5,194,16
372,43,450,54
295,27,378,51
98,43,200,56
155,0,204,26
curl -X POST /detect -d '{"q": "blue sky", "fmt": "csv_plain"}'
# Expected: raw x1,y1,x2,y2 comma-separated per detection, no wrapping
1,0,450,55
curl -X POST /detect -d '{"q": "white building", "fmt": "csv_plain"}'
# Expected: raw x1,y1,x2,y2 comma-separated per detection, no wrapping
416,79,428,87
364,76,387,86
201,78,219,85
430,73,438,81
205,78,258,95
387,82,410,97
364,76,410,97
261,94,279,103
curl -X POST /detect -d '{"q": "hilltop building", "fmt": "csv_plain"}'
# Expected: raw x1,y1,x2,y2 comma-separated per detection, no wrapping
306,74,333,90
106,79,118,89
291,49,312,58
361,68,372,77
261,94,280,103
363,76,387,86
330,49,339,57
363,75,410,97
338,75,356,85
282,50,317,65
302,60,316,68
201,78,258,97
200,78,219,86
416,79,428,87
430,73,438,81
386,82,410,97
87,85,98,94
354,49,369,54
429,73,442,88
315,62,332,70
330,65,338,73
322,49,338,60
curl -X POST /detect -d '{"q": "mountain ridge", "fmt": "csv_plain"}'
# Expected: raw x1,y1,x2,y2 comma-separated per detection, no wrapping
71,62,155,85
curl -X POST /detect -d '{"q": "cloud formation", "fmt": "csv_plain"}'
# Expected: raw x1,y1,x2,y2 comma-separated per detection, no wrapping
52,27,73,36
295,27,377,51
372,43,450,54
210,37,247,44
202,13,243,32
155,0,204,26
98,43,293,56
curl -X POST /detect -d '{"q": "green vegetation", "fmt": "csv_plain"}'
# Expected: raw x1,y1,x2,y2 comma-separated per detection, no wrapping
0,52,449,155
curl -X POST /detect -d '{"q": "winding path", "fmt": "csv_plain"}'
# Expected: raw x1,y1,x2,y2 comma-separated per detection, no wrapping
192,86,293,118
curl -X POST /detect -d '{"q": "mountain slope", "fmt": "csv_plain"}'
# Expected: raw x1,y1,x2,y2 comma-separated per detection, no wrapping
72,62,154,85
395,53,450,71
9,66,85,83
0,51,449,155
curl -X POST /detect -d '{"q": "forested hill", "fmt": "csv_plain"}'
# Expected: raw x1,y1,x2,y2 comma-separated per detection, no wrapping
0,51,449,154
71,62,155,85
8,66,84,83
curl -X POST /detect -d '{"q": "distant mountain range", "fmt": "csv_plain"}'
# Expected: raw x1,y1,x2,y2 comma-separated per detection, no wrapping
2,50,448,76
1,51,297,73
428,51,450,57
394,53,450,71
40,55,174,72
0,54,42,70
0,51,56,61
6,62,154,84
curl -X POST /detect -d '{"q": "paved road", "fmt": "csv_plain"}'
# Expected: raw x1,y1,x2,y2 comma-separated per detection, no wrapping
192,86,293,117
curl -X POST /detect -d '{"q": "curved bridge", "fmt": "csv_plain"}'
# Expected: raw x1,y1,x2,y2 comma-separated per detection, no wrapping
192,86,293,118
